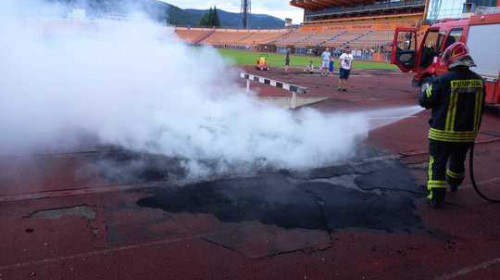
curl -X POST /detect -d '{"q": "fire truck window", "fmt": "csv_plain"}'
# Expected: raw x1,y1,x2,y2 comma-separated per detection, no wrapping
421,30,441,68
396,31,415,51
444,28,463,49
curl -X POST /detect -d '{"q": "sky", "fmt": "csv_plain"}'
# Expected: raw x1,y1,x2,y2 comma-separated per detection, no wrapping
427,0,466,20
159,0,304,23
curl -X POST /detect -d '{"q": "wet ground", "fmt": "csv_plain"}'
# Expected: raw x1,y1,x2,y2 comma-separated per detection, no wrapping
1,67,500,280
137,150,423,233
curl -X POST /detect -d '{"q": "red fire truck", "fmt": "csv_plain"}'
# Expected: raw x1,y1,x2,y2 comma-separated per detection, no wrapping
391,12,500,107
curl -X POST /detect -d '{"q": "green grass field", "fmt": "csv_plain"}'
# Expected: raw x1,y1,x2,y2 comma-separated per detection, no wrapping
218,49,397,70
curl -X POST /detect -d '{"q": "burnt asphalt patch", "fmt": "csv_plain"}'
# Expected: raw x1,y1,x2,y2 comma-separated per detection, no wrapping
86,147,187,184
137,148,425,233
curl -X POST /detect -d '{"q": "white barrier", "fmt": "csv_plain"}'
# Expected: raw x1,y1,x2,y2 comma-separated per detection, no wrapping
240,73,309,109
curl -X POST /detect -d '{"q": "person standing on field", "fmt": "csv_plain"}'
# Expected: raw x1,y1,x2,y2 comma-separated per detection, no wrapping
338,46,354,91
285,48,291,72
328,49,335,75
321,48,331,77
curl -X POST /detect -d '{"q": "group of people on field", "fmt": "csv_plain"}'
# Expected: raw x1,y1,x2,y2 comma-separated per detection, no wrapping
285,47,354,91
320,47,354,91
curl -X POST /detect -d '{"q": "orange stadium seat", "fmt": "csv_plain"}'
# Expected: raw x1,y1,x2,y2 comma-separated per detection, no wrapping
175,28,214,43
202,30,251,45
273,30,312,46
323,30,368,48
237,31,289,45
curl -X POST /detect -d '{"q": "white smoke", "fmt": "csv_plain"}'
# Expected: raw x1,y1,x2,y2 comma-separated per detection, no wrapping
0,0,372,178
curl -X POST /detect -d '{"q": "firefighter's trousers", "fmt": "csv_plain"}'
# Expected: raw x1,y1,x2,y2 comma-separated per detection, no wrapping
427,140,472,191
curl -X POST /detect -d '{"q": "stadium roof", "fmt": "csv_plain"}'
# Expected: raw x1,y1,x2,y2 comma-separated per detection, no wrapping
290,0,378,10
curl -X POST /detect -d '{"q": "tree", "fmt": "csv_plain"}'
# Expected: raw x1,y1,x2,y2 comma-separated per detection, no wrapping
213,6,221,27
199,6,220,27
199,7,212,27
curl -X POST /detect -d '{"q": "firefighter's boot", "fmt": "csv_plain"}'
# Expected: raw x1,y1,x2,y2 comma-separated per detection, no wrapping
428,188,446,208
446,170,464,193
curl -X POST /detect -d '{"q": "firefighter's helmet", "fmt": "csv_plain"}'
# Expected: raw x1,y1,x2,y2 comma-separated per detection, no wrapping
442,42,476,69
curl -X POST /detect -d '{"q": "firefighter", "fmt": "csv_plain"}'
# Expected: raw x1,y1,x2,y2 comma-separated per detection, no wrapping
419,42,486,208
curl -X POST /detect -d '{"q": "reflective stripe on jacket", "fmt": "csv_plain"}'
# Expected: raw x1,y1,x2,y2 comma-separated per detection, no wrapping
419,68,486,143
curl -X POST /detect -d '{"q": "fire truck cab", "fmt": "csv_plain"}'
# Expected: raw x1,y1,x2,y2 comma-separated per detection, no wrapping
391,12,500,106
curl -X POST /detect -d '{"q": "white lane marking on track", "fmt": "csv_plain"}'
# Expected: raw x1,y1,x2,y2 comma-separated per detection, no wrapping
0,231,232,272
433,257,500,280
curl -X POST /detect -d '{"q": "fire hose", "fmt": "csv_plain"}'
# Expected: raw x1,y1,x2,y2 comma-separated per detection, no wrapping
402,137,500,203
469,143,500,203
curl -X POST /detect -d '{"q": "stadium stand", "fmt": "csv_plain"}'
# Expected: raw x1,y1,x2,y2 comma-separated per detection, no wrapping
236,30,291,45
202,30,254,46
174,1,426,61
175,28,214,44
323,31,368,47
292,0,425,22
353,30,393,46
295,31,345,47
175,28,290,49
273,30,313,46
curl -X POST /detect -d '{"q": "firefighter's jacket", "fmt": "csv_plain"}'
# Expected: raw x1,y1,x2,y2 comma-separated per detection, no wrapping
419,68,486,143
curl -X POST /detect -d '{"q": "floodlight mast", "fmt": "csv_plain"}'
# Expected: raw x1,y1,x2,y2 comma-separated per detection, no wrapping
241,0,251,29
